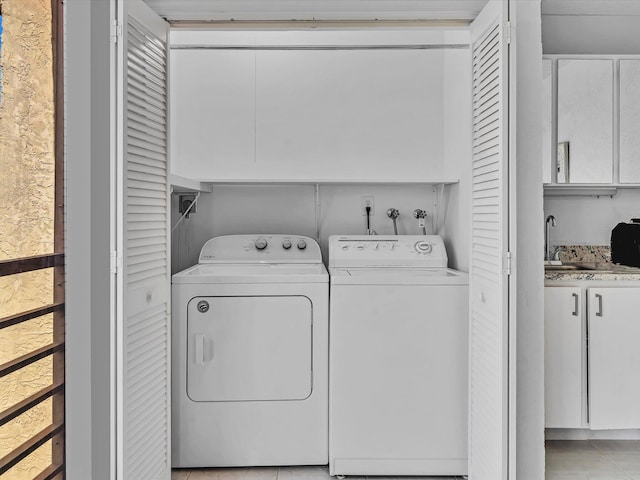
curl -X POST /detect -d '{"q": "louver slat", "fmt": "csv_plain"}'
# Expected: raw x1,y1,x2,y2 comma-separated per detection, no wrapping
128,103,167,127
127,64,166,96
128,93,166,119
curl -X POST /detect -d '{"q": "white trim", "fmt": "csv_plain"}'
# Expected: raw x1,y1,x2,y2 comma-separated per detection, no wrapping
115,1,125,478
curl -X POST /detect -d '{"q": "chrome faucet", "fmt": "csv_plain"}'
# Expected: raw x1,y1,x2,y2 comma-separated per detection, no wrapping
545,215,557,261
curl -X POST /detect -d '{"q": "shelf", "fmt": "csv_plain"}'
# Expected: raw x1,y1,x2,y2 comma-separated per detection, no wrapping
190,178,460,186
169,174,213,193
170,175,460,189
543,184,618,197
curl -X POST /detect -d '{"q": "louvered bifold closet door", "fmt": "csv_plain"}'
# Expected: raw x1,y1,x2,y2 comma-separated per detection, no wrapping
468,1,510,480
116,1,171,479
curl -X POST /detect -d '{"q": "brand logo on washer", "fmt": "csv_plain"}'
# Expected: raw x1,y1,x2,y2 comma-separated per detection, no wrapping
197,300,210,313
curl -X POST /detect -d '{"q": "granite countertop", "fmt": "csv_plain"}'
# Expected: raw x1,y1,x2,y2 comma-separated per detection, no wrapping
544,262,640,281
544,245,640,280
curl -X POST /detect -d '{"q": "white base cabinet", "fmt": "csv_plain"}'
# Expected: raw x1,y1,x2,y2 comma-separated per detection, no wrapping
545,285,640,430
588,287,640,430
545,286,585,428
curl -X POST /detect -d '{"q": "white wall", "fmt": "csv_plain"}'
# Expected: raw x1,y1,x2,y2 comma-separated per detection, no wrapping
66,0,115,479
443,47,472,273
514,1,546,479
544,190,640,246
171,183,468,273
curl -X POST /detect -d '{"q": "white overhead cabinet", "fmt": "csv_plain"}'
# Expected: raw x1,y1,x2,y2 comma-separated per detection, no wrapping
619,60,640,183
542,59,553,184
170,30,469,182
255,49,442,179
170,49,257,175
543,56,640,188
557,59,613,184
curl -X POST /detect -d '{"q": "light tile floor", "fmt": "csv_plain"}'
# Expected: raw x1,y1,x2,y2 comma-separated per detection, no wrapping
546,440,640,479
172,441,640,479
172,465,465,480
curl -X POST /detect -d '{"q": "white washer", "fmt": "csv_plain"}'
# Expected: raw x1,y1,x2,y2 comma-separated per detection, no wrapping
172,234,328,468
328,235,469,477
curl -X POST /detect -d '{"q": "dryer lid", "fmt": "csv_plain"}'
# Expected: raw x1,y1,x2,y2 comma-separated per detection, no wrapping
172,263,328,284
199,234,323,264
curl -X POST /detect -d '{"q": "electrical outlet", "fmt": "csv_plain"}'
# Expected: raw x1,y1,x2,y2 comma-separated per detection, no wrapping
179,194,197,216
361,196,375,216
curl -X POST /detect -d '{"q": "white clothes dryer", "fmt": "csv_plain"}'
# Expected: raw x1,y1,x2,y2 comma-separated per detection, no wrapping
172,235,328,468
328,235,469,477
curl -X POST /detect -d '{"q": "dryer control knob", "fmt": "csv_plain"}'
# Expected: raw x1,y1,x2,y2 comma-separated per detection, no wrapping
282,239,292,250
297,240,307,250
255,237,268,250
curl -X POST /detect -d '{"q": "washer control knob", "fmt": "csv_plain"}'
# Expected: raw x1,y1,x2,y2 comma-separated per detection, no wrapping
282,239,292,250
297,239,307,250
415,241,432,254
255,237,268,250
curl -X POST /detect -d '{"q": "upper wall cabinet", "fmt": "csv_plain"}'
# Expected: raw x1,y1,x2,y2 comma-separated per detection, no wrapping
542,59,553,184
169,30,470,183
557,59,613,184
544,55,640,191
619,60,640,183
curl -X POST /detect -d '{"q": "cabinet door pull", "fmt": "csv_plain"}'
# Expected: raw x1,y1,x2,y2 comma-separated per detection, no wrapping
595,293,603,317
572,293,579,316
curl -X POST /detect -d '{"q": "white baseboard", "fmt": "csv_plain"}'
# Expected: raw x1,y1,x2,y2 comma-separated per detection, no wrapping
546,429,640,440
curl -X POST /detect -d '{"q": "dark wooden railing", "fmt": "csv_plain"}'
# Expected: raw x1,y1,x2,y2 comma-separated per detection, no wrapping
0,253,65,277
1,1,65,478
0,253,65,479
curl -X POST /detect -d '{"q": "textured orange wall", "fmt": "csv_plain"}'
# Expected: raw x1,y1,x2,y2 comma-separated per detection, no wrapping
0,0,56,477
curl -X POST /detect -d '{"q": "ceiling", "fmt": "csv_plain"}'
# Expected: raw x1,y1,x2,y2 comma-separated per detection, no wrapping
143,0,640,23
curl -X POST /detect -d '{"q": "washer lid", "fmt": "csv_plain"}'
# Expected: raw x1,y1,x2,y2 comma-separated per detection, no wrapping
173,263,329,284
199,234,323,264
330,267,468,285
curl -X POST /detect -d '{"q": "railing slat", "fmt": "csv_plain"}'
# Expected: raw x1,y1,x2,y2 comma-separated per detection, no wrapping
0,253,64,277
0,423,64,475
0,382,64,427
0,342,65,378
33,463,64,480
0,302,65,330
